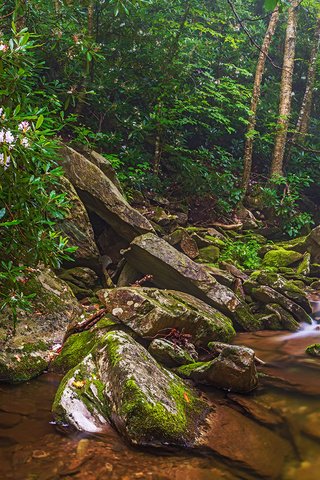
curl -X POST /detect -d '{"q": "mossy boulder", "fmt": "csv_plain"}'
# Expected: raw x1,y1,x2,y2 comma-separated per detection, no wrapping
297,252,311,276
0,269,82,383
53,331,208,447
197,246,220,263
262,248,303,268
250,271,312,313
99,287,236,347
148,338,198,368
306,344,320,357
175,343,258,393
125,233,256,330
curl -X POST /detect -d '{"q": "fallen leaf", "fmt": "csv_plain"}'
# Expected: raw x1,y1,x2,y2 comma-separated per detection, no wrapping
72,380,86,389
183,392,190,403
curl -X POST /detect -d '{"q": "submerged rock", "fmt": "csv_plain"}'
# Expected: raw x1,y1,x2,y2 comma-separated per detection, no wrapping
305,343,320,357
148,338,198,368
125,234,256,330
0,269,81,383
60,146,154,241
52,330,208,447
175,343,258,393
99,287,236,347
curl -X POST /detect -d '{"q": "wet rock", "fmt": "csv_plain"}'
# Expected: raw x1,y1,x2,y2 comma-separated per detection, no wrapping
262,304,300,331
250,271,312,313
245,283,312,324
305,343,320,357
58,176,100,270
125,234,256,330
175,344,258,393
53,330,208,447
302,411,320,441
262,248,303,268
227,394,283,427
148,339,198,368
60,146,154,241
0,269,81,383
198,404,292,479
99,287,236,347
58,267,100,299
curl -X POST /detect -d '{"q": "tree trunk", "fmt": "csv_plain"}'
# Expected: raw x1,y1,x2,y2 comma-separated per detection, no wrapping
88,1,94,38
242,6,279,192
270,0,299,177
294,15,320,141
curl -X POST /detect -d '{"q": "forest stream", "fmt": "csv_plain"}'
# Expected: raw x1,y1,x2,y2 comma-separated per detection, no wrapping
1,299,319,480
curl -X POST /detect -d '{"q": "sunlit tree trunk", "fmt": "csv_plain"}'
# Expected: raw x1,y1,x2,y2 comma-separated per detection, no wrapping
294,15,320,142
270,0,299,177
242,6,279,192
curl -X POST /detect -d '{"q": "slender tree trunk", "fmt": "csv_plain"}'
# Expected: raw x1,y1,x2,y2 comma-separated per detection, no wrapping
294,15,320,141
88,1,94,38
270,0,299,177
242,6,279,192
15,0,27,30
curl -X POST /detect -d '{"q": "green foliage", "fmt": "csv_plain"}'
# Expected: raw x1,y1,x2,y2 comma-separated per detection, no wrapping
0,26,76,329
261,174,314,237
220,238,262,270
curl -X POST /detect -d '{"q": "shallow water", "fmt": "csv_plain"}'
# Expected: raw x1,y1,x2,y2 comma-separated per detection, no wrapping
1,324,320,480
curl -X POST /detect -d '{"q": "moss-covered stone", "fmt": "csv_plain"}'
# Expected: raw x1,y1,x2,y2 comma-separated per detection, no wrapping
175,343,258,393
297,252,311,276
148,338,198,367
262,248,303,268
52,330,208,447
306,344,320,357
197,246,220,263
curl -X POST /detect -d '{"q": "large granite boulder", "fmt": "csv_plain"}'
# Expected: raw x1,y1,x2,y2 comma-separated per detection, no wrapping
99,287,236,347
60,146,154,241
0,269,81,382
124,234,256,330
52,330,208,447
175,343,258,393
58,176,100,269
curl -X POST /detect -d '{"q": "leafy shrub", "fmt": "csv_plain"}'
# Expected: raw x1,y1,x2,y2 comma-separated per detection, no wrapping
0,27,76,330
220,239,262,270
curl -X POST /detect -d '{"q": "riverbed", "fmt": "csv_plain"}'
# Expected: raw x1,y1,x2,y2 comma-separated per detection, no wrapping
0,324,319,480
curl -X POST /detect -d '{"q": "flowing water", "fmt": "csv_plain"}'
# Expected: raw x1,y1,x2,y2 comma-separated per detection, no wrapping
1,311,320,479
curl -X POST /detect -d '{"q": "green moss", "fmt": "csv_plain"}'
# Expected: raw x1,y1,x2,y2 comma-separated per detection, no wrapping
297,252,311,275
262,248,303,268
306,344,320,357
175,361,210,377
197,245,220,263
51,330,96,373
121,376,204,444
22,340,48,353
0,352,48,383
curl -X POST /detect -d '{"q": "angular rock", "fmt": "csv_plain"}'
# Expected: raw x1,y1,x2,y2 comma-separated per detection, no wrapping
99,287,236,347
82,149,124,194
58,267,100,299
125,234,256,330
53,330,208,447
297,252,311,275
250,271,312,313
244,282,312,324
175,343,258,393
148,339,198,368
303,225,320,263
0,269,81,382
60,146,154,241
197,246,220,263
58,176,100,269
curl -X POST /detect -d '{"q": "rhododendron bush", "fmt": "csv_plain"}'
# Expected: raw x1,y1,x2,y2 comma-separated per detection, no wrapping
0,26,75,329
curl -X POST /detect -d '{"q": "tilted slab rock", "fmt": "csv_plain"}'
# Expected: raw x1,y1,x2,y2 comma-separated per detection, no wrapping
52,330,208,447
175,343,258,393
60,146,154,241
58,176,100,269
99,287,236,347
125,233,256,330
